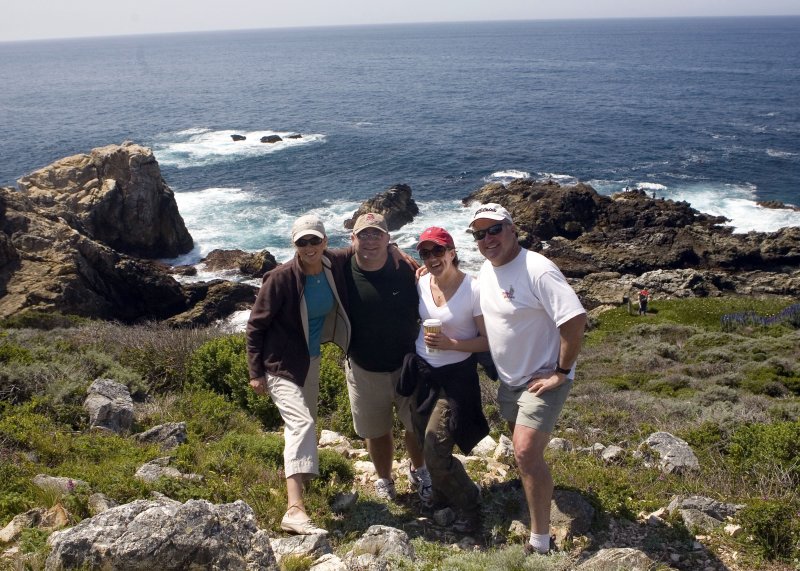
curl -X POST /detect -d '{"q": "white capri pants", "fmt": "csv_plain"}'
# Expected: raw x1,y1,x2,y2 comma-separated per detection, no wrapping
266,355,321,478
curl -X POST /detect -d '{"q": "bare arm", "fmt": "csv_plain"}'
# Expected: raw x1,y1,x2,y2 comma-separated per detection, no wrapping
527,312,587,396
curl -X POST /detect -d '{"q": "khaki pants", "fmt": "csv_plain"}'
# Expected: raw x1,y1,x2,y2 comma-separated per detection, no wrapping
266,356,321,478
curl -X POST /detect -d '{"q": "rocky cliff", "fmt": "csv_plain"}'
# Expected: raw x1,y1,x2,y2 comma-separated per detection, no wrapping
0,143,256,323
17,142,193,259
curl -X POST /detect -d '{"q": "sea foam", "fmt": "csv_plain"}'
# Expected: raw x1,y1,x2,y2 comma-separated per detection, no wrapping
151,128,325,168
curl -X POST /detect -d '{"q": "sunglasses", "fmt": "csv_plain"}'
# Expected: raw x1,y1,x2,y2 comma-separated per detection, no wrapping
418,245,449,260
356,229,385,240
471,223,505,241
294,236,323,247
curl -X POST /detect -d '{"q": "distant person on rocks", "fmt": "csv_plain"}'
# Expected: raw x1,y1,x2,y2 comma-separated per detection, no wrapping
638,289,650,316
246,214,350,536
468,203,587,555
398,226,490,532
329,213,432,504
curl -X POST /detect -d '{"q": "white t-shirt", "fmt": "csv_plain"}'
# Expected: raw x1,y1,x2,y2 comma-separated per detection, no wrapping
416,273,482,367
479,249,585,388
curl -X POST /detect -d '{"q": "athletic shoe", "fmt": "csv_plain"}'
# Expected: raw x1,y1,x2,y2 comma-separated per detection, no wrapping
280,512,328,535
374,477,397,501
407,465,433,504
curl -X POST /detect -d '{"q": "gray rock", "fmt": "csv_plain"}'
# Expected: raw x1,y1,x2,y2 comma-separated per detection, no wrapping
666,495,744,521
601,445,625,463
493,434,515,461
32,474,88,494
84,378,134,434
678,509,725,533
637,431,699,474
344,525,414,569
310,553,347,570
547,437,573,452
45,498,276,570
0,509,45,543
133,422,188,450
87,493,117,516
135,457,203,483
577,547,667,570
271,534,332,564
470,435,497,458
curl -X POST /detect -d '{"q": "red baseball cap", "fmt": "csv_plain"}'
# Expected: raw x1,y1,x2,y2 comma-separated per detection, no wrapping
415,227,455,250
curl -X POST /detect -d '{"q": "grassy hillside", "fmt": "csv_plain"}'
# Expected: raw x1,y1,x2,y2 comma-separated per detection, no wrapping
0,297,798,570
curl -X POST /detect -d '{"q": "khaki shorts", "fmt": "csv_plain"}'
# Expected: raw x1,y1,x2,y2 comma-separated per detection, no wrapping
497,379,572,434
345,358,415,439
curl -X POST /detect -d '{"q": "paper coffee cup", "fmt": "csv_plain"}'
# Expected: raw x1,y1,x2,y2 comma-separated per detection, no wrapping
423,318,442,354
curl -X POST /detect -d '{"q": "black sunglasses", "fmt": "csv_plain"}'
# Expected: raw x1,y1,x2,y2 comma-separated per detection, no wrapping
294,236,323,247
419,245,449,259
471,223,505,241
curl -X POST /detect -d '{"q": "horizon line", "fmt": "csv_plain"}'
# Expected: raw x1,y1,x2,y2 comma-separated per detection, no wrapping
3,14,799,45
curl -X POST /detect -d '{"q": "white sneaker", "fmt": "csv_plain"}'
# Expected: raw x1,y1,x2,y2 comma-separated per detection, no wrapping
374,478,396,501
408,465,433,504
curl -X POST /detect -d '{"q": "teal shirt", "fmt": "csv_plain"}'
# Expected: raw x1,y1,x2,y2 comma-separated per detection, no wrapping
305,272,334,357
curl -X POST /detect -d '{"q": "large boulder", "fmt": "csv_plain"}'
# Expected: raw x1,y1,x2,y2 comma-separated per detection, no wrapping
17,142,193,258
344,184,419,231
45,498,276,571
637,432,700,475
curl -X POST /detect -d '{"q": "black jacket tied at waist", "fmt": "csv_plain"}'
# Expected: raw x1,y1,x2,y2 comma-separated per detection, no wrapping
398,353,490,455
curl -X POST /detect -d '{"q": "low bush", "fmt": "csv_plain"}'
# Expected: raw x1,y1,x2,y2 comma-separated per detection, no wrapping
738,499,800,561
727,420,800,487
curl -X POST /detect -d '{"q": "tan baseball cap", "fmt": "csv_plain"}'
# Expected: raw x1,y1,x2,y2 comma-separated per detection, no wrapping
291,214,326,243
352,212,389,235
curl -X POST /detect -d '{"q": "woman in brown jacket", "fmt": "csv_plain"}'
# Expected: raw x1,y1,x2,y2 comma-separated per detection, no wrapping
246,214,351,535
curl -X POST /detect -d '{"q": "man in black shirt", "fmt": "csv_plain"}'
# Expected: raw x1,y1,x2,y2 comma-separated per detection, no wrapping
343,213,430,502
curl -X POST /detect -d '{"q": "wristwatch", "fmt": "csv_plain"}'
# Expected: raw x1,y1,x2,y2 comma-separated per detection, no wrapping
555,364,572,375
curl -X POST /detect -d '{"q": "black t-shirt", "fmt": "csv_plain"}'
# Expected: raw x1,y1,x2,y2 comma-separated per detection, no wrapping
345,255,419,372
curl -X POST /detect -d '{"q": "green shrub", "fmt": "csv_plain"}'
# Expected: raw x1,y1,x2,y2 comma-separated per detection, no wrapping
187,335,281,428
318,344,355,438
727,421,800,486
738,499,800,560
0,310,88,330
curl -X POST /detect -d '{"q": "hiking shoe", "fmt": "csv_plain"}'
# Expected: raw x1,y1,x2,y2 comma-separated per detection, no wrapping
374,477,397,501
407,465,433,504
280,512,328,536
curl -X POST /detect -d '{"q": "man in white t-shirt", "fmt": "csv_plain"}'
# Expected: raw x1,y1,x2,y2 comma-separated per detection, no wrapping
469,203,587,555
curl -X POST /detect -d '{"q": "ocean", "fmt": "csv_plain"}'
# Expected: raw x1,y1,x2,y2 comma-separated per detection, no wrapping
1,17,799,274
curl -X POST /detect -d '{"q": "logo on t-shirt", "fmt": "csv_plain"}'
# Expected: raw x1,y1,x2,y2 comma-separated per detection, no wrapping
502,285,515,301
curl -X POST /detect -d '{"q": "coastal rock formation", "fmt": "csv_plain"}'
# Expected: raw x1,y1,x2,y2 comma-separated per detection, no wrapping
0,144,258,324
201,248,277,279
17,142,193,259
260,135,282,143
231,134,246,141
464,181,800,278
344,183,419,231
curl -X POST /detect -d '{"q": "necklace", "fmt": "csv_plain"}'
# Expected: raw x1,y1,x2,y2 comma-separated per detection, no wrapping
431,273,463,306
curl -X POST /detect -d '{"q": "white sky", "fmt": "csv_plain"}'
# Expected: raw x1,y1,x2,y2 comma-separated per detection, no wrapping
4,0,800,42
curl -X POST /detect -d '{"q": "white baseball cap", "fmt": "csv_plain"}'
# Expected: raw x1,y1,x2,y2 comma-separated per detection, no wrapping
468,203,513,228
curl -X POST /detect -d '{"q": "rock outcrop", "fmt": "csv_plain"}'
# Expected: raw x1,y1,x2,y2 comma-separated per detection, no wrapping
0,144,258,324
84,378,134,434
45,498,276,571
464,181,800,280
17,142,192,259
201,248,277,279
344,183,419,231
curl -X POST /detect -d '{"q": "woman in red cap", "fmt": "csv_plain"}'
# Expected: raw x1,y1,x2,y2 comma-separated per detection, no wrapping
399,226,490,533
